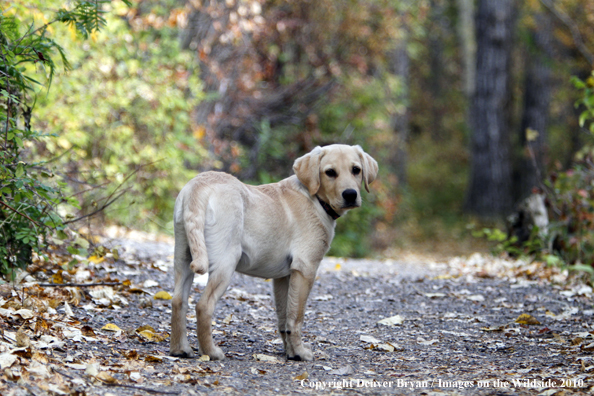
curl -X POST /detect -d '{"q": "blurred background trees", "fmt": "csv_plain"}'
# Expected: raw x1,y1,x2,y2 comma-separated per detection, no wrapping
3,0,594,267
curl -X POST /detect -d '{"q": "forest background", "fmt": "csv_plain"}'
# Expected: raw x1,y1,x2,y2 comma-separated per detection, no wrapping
2,0,594,277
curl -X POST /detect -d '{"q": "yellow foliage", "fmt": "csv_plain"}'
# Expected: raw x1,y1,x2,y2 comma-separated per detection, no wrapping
153,291,172,300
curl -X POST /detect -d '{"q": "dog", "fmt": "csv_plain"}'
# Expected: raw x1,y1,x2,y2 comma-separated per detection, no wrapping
169,144,378,361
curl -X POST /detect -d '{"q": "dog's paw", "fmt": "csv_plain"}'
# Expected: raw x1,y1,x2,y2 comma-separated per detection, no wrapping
287,346,313,361
189,259,208,275
205,347,225,361
170,348,195,358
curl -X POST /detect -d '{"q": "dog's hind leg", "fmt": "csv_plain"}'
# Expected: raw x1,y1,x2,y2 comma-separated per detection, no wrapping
273,276,291,356
170,221,196,358
195,189,243,360
195,255,238,360
184,193,209,275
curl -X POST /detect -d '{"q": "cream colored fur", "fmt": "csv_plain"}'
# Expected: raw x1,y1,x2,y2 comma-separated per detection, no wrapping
170,144,378,361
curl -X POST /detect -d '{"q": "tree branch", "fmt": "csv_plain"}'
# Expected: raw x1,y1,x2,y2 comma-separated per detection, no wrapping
0,199,42,227
540,0,594,66
62,189,128,225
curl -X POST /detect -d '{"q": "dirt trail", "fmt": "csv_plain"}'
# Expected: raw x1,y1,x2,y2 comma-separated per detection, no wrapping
2,236,593,395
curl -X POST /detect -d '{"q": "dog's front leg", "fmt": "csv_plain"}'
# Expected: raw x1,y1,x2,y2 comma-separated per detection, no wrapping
273,275,290,354
285,269,315,361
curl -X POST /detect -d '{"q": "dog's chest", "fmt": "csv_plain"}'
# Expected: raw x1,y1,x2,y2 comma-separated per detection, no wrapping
235,246,292,279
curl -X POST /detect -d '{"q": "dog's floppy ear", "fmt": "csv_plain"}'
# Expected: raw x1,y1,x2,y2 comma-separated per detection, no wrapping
293,146,324,196
354,145,378,192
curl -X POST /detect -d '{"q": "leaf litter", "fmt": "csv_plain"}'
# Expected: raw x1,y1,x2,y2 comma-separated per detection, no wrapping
0,233,593,395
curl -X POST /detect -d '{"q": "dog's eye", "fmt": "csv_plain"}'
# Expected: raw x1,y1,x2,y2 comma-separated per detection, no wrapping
325,169,337,178
352,166,361,175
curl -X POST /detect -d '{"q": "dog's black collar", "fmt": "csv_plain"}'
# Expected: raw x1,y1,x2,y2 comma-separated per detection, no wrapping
316,196,340,220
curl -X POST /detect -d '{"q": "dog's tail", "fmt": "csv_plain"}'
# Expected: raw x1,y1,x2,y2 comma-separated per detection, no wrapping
177,182,209,275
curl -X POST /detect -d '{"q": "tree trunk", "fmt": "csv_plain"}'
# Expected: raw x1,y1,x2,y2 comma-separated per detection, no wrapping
387,33,410,187
456,0,476,99
465,0,516,217
427,0,451,141
515,11,554,201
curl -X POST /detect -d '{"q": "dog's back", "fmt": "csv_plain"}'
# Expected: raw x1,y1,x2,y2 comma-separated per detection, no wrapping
174,171,328,279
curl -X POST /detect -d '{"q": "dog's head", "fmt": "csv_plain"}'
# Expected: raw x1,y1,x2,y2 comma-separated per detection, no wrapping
293,144,378,215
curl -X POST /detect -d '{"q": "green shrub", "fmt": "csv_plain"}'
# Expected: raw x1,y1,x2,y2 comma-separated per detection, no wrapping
474,72,594,278
33,1,204,232
0,1,130,276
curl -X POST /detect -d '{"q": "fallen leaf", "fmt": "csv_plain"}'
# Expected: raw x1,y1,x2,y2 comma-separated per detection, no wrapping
0,353,18,369
74,236,89,249
138,330,167,342
198,355,210,362
52,270,64,284
377,343,395,352
515,313,541,325
63,329,82,341
63,301,74,316
328,365,354,376
360,335,382,344
4,368,19,381
424,293,447,299
222,314,233,324
101,323,122,332
546,308,578,321
466,294,485,302
377,315,404,326
253,354,279,363
34,317,50,334
481,325,507,332
25,361,51,378
96,371,117,384
85,363,99,376
47,384,69,396
14,309,35,320
136,325,156,333
417,337,439,346
294,371,308,380
125,350,139,360
32,351,49,364
153,291,172,300
88,255,105,264
142,280,159,288
145,355,164,363
581,342,594,352
129,372,142,382
572,337,584,345
35,335,65,349
16,328,31,348
12,347,32,358
65,363,87,370
538,389,561,396
81,325,96,337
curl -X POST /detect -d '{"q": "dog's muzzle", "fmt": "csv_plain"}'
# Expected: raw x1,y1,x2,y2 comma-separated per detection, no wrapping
342,189,359,208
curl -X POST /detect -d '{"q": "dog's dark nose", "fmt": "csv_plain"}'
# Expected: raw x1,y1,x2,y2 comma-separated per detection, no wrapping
342,189,358,204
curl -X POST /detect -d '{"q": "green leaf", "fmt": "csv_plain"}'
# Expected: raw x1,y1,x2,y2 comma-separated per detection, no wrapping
571,76,586,89
15,162,25,178
57,230,69,240
568,263,594,275
544,254,562,267
579,111,588,128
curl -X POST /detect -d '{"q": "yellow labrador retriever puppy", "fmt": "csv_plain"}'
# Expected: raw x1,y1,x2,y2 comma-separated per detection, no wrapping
170,144,378,361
